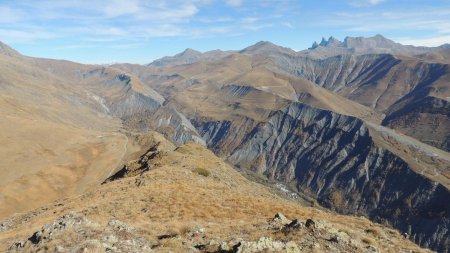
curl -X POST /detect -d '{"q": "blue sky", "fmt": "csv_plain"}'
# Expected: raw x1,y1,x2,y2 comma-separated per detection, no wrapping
1,0,449,63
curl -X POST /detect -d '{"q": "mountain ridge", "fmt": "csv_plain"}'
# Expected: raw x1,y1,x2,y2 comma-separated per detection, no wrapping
0,132,433,253
0,36,449,251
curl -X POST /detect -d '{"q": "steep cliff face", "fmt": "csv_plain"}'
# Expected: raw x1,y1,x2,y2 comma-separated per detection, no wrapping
193,117,258,156
122,106,205,146
196,103,450,252
267,53,450,112
383,96,450,152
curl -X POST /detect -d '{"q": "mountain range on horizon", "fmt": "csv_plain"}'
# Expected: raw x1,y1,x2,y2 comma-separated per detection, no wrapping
147,34,450,67
0,34,449,252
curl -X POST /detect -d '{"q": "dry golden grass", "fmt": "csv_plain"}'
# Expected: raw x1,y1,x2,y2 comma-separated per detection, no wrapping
0,53,171,219
361,236,376,246
192,167,211,177
365,227,383,238
0,136,432,252
0,55,132,219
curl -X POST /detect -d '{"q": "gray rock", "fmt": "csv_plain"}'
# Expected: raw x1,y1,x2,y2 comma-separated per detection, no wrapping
273,212,291,225
305,219,316,229
236,237,285,253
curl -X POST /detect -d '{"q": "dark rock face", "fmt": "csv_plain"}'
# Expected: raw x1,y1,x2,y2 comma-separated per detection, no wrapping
122,106,205,146
194,117,257,157
196,103,450,252
264,50,450,112
383,96,450,152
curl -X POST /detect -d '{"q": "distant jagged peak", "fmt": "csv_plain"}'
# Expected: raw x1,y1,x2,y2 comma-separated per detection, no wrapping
319,36,342,47
308,34,398,50
148,48,203,67
177,48,202,57
309,36,342,49
240,40,296,55
0,41,20,57
327,36,342,46
303,34,450,60
242,41,277,51
148,47,233,67
343,34,399,49
310,41,319,49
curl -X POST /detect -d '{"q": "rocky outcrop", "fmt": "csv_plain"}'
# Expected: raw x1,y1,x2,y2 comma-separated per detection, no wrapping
222,213,383,253
123,106,206,146
104,134,176,183
9,212,153,252
198,102,450,252
8,211,409,253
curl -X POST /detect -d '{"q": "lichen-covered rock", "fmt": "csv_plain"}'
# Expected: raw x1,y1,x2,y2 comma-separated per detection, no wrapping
8,213,154,253
271,212,291,227
236,237,286,253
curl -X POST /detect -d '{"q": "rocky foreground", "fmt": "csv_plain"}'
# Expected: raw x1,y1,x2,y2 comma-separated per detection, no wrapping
0,132,430,252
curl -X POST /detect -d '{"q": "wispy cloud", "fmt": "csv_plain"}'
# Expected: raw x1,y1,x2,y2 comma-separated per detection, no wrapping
242,23,273,31
225,0,244,7
0,6,25,23
0,27,56,43
242,17,259,23
396,35,450,47
368,0,385,5
281,22,294,29
0,0,298,45
349,0,386,7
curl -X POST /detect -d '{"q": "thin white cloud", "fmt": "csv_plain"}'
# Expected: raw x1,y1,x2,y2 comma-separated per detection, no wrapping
108,43,143,49
225,0,244,7
368,0,385,5
242,23,273,31
281,22,294,29
321,8,450,39
103,0,141,18
242,17,259,23
0,0,299,49
198,17,232,23
396,35,450,47
0,28,56,43
0,6,25,23
349,0,386,7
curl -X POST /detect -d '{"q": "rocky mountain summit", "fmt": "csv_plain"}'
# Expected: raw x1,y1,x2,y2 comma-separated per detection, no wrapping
303,35,447,59
149,48,233,67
